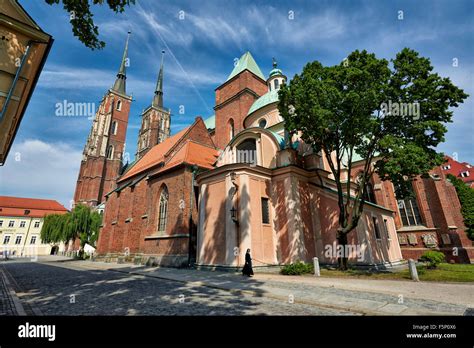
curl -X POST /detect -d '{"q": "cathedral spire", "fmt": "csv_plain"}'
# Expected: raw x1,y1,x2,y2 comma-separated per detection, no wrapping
152,50,165,108
112,31,131,95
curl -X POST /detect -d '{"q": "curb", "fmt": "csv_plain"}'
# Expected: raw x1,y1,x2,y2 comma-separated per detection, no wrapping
0,267,26,316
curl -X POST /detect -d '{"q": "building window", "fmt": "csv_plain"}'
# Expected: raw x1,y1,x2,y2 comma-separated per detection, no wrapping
30,236,37,245
372,217,381,239
34,221,40,228
0,220,3,227
261,198,270,224
106,145,114,159
363,182,376,203
236,138,257,165
111,121,118,135
268,83,272,91
15,235,22,245
157,186,169,233
460,171,470,178
274,79,279,90
398,197,423,226
116,100,122,111
8,220,14,227
20,221,26,228
3,235,11,244
383,219,391,240
442,165,451,170
228,119,235,140
258,119,267,128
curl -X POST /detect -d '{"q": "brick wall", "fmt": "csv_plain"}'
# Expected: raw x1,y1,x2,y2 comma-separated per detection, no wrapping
214,71,267,149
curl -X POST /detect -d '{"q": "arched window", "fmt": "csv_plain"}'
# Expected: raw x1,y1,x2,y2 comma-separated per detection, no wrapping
397,183,423,226
236,138,257,165
157,186,169,233
274,79,279,90
258,118,267,128
116,100,122,111
111,121,118,135
106,145,114,159
228,119,234,140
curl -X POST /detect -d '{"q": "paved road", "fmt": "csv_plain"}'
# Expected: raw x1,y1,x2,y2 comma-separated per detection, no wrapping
1,260,354,316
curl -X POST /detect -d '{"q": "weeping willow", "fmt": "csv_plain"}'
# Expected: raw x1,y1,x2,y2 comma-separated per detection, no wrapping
40,204,102,252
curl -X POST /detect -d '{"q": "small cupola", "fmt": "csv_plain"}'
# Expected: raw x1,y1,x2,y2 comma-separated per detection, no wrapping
267,58,286,92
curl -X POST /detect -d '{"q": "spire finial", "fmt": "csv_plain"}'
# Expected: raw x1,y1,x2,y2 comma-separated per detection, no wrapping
152,50,165,108
112,31,131,94
272,57,277,68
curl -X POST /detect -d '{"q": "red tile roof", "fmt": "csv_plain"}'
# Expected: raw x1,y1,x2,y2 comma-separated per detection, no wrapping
119,126,189,182
0,196,68,218
119,118,219,183
442,156,474,187
153,140,219,175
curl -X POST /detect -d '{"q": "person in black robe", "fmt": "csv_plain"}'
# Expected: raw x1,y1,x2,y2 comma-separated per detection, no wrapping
242,248,254,277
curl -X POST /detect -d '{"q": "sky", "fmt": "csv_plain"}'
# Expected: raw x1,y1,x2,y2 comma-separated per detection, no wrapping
1,0,473,207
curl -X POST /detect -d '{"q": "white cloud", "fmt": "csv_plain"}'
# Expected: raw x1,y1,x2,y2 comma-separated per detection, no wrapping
0,140,82,208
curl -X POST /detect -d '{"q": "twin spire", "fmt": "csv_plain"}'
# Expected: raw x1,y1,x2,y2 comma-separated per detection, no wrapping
152,50,165,108
112,32,165,109
112,31,131,95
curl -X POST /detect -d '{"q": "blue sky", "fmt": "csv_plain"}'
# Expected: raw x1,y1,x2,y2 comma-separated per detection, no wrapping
1,0,473,207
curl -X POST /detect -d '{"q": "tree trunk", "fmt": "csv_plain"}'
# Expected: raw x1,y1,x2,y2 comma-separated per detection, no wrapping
337,229,348,270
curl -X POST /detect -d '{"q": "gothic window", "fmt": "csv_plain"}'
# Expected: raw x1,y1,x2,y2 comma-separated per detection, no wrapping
258,119,267,128
160,117,165,130
274,79,279,90
157,186,169,233
228,119,235,140
397,184,423,226
116,100,122,111
111,121,118,135
106,145,114,159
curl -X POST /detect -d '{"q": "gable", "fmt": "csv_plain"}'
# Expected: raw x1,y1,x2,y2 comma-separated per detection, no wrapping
118,117,215,183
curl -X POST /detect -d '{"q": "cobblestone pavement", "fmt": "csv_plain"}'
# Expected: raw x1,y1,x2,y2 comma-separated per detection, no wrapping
48,259,471,315
0,266,16,315
2,260,355,316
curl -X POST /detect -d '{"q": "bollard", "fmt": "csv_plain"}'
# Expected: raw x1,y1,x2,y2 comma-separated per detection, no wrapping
408,259,419,281
313,257,320,277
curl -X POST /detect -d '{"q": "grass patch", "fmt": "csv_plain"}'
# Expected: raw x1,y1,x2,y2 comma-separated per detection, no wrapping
314,263,474,282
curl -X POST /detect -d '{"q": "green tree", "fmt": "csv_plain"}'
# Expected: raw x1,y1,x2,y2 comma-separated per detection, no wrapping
447,174,474,240
278,48,468,269
44,0,136,49
40,204,102,257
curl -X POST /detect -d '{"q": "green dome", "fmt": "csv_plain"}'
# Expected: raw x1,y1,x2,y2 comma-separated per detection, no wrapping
247,89,279,116
269,68,283,77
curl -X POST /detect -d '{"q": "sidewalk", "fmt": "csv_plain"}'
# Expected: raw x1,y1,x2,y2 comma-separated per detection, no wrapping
41,257,474,316
0,265,26,315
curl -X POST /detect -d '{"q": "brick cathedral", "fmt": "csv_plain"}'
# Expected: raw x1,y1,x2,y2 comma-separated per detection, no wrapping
74,34,473,268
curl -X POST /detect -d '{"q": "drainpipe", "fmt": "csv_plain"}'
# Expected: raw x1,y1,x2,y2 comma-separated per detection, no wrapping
0,42,33,121
188,164,199,267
